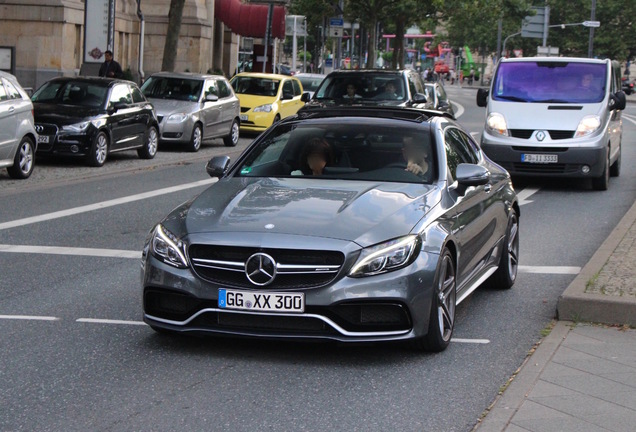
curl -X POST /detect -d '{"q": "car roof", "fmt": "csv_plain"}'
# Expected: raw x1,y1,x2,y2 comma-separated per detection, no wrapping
324,69,410,77
292,106,438,123
148,71,226,80
232,72,296,80
500,56,608,65
45,76,135,87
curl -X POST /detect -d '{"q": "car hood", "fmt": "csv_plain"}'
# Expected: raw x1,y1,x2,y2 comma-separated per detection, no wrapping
164,177,440,247
33,103,102,125
488,100,606,130
237,94,278,108
147,98,197,115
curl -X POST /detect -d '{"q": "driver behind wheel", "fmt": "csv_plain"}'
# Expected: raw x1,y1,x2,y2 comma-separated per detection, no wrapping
402,135,430,177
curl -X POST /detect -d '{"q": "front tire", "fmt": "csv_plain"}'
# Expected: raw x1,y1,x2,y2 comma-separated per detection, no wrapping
87,131,108,167
138,126,158,159
592,149,610,191
223,119,239,147
7,136,35,179
488,209,519,289
610,145,621,177
413,248,456,352
187,123,202,152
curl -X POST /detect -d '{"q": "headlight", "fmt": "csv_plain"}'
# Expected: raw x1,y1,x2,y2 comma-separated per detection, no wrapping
253,104,273,113
167,113,189,123
349,235,421,277
150,224,188,268
574,115,601,138
486,113,508,136
61,121,90,132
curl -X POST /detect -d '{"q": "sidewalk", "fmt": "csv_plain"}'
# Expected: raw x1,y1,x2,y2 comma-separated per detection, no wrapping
475,92,636,432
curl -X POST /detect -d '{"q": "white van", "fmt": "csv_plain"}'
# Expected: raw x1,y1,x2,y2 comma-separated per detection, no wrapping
476,57,626,190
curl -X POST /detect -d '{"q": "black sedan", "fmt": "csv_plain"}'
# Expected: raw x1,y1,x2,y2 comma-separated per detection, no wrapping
141,107,519,352
32,77,159,166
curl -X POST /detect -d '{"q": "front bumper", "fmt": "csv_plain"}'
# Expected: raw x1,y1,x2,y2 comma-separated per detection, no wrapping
141,250,438,343
157,117,195,144
238,111,276,132
480,130,607,178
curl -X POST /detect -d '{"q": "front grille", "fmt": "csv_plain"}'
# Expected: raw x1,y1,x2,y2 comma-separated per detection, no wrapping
162,132,182,138
511,163,583,174
189,245,345,289
509,129,534,139
548,130,575,140
509,130,575,140
35,123,58,136
240,107,250,113
512,146,568,152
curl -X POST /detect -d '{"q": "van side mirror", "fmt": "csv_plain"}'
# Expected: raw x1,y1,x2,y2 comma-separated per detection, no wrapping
609,91,626,111
476,88,489,107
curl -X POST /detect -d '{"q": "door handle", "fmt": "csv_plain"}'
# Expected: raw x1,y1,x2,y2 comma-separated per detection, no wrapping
484,184,492,193
8,106,15,113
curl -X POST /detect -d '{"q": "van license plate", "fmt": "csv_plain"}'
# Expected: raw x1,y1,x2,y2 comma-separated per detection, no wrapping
521,154,558,163
218,289,304,313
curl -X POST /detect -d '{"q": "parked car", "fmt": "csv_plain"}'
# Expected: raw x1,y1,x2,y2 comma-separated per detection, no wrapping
0,71,37,179
425,81,455,117
141,106,519,352
295,73,326,98
476,57,626,190
299,69,446,120
31,77,159,167
229,72,305,133
141,72,240,151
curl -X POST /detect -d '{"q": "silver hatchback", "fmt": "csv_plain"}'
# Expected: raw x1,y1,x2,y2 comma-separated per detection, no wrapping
0,71,37,179
141,72,241,152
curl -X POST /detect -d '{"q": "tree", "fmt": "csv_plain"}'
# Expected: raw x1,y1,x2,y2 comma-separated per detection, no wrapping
162,0,186,72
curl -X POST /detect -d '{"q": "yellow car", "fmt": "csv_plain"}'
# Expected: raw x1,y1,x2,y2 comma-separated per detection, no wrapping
229,73,305,132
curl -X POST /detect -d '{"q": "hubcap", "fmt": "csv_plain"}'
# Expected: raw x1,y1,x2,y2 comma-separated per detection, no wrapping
507,215,519,280
148,128,158,155
437,254,456,342
192,126,202,150
231,122,239,144
19,142,34,174
96,134,108,164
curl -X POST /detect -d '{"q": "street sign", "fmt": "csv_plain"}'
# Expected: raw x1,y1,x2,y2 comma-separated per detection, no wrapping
582,21,600,28
522,6,547,39
329,27,342,37
329,17,344,27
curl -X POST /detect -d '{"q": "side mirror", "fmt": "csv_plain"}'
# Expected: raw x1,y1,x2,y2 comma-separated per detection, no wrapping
455,163,490,195
205,94,219,102
609,91,626,111
412,92,428,104
301,92,311,103
206,155,231,178
111,101,128,111
476,88,489,107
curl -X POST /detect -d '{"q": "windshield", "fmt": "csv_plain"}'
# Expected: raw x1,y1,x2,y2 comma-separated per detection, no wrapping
235,121,435,184
31,81,107,107
297,76,324,92
314,73,407,103
141,76,203,101
492,61,607,103
230,77,281,97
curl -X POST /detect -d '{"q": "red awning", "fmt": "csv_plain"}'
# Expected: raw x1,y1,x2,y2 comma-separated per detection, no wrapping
215,0,286,40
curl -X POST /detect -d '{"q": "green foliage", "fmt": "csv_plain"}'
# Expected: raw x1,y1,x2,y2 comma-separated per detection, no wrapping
297,51,313,62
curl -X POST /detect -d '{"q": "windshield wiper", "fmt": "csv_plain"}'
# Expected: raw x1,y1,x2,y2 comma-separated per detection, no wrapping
496,95,529,102
533,99,570,103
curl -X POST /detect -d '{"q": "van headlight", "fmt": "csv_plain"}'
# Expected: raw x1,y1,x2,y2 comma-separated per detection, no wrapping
349,235,421,277
486,113,508,136
574,115,601,138
149,224,188,268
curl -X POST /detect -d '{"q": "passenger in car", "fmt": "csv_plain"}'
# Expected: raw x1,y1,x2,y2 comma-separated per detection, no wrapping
342,82,362,99
402,135,429,177
291,137,335,176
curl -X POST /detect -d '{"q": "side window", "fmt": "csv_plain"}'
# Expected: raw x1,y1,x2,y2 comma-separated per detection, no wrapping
444,128,475,181
0,80,7,101
131,85,145,103
282,80,294,97
205,80,219,97
109,84,132,108
292,79,302,96
408,72,424,95
217,80,231,98
5,80,21,99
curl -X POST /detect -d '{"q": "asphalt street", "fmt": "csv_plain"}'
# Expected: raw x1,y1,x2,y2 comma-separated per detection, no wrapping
1,88,636,431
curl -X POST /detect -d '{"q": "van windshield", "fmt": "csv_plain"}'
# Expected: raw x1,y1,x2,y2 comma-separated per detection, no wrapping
492,61,607,104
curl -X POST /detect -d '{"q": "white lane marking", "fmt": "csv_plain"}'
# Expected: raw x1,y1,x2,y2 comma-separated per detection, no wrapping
623,114,636,126
519,265,580,274
0,244,140,258
0,178,217,231
76,318,147,326
0,315,60,321
517,187,540,206
451,338,490,344
452,101,464,118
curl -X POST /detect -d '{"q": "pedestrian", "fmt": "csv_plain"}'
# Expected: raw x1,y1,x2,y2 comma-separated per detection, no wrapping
98,50,123,78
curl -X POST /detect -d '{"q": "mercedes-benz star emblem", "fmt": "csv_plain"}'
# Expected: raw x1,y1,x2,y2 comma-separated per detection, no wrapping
245,253,277,286
536,131,546,142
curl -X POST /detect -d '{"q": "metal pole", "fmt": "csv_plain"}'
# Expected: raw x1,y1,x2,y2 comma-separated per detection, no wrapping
303,17,307,72
262,3,273,73
588,0,596,58
496,19,502,60
502,31,521,58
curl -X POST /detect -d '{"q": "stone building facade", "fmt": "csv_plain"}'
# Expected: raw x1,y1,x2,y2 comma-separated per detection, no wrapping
0,0,239,89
